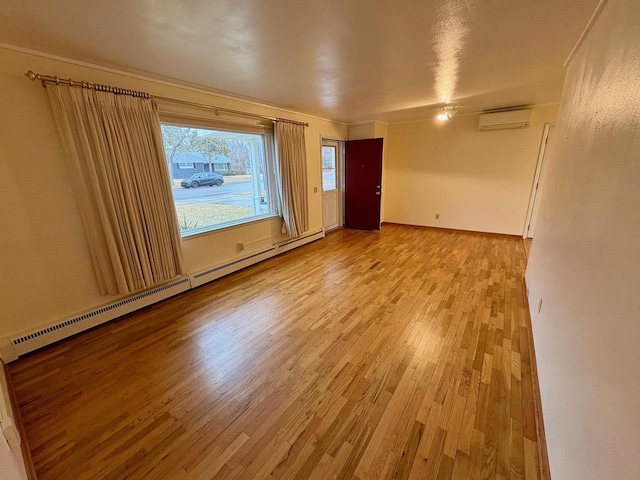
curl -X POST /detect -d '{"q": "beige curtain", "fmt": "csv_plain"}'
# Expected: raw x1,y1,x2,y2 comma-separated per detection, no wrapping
46,84,186,296
274,121,309,237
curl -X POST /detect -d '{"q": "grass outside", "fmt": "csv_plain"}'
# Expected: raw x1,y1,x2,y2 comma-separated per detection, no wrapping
176,203,252,231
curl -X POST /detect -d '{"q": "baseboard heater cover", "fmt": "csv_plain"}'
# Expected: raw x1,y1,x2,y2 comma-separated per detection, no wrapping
2,277,191,361
190,228,325,288
1,228,326,362
190,246,278,288
275,228,325,254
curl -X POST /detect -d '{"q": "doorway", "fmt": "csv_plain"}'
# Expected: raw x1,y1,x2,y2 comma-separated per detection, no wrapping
524,124,555,238
321,140,342,231
344,138,384,230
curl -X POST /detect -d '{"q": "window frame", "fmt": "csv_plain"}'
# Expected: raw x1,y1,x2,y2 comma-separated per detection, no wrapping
160,115,280,238
321,144,338,192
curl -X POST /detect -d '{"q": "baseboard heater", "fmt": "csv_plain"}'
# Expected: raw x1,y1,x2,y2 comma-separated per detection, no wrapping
1,228,325,362
190,246,278,288
0,277,191,362
275,228,324,254
190,228,324,287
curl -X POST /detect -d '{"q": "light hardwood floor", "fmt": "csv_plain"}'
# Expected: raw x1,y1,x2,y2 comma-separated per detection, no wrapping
9,225,542,480
523,239,532,263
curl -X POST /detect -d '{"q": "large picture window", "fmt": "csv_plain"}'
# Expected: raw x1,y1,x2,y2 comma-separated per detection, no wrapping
160,122,277,236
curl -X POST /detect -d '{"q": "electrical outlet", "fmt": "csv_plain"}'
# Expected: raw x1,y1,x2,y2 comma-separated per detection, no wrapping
313,186,318,193
237,242,244,252
538,298,543,313
435,213,440,220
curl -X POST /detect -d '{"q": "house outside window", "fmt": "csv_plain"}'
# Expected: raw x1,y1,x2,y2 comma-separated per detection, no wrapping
161,121,278,236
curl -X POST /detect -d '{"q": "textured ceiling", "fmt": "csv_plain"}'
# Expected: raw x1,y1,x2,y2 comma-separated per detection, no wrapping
0,0,599,123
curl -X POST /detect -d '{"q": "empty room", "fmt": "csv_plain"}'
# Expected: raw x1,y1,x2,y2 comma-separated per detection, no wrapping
0,0,638,479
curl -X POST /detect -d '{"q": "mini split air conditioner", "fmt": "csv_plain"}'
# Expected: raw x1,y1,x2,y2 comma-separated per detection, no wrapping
478,109,533,131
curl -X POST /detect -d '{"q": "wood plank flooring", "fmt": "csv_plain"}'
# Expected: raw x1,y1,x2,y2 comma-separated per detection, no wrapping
8,225,542,480
523,240,532,263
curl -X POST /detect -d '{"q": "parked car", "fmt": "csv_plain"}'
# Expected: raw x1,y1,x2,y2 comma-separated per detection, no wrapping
180,172,224,188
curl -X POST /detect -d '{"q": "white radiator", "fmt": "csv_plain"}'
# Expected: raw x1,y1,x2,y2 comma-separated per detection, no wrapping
190,246,278,288
190,228,324,287
0,228,326,363
275,228,324,254
2,277,191,361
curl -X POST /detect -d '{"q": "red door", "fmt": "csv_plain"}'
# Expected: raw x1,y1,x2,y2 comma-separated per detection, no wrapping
344,138,383,230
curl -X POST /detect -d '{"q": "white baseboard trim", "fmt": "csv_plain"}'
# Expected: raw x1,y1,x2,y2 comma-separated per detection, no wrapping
1,228,326,362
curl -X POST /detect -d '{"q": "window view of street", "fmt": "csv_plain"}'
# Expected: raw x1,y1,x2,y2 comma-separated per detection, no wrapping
161,124,273,235
322,145,337,190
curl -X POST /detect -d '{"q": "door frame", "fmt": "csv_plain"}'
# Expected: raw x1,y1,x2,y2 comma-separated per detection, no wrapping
320,137,344,232
523,123,555,238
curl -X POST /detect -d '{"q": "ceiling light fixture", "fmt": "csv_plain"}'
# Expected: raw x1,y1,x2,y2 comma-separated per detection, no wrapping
437,105,457,121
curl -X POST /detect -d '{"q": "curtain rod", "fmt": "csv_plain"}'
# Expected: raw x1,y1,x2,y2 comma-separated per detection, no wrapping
152,94,309,127
24,70,309,127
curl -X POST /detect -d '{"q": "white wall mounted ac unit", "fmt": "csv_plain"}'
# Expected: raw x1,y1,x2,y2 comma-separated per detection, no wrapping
478,109,533,131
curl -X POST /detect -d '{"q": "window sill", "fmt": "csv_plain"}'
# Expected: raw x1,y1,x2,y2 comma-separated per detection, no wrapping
180,213,281,240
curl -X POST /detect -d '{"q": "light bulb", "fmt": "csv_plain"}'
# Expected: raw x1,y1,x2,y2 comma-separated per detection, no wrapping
436,105,457,121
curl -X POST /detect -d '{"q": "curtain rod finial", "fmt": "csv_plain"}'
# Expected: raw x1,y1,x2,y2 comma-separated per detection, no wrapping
25,71,38,81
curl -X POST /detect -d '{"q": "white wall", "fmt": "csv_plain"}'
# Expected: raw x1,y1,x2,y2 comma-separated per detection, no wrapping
0,435,27,480
384,105,558,234
525,0,640,478
0,46,347,340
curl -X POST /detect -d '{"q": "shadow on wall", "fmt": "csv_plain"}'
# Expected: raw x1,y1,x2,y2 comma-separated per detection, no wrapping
0,66,117,336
